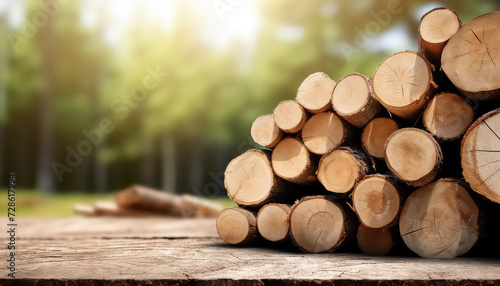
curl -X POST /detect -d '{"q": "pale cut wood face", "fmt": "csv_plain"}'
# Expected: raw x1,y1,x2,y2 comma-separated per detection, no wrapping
462,110,500,203
385,129,439,182
296,72,335,112
332,74,370,115
251,114,283,148
272,137,310,178
302,112,345,155
399,180,479,258
423,93,473,140
372,52,430,108
273,100,306,133
224,151,274,206
216,208,250,244
357,224,392,256
420,9,461,43
353,176,400,228
290,198,343,253
442,12,500,95
257,204,290,242
362,118,399,159
318,149,359,193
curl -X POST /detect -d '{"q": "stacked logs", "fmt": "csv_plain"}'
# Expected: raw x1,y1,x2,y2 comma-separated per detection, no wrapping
216,8,500,258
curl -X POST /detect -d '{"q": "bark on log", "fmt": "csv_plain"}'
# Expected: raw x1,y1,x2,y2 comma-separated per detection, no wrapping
289,196,356,253
441,11,500,101
257,203,292,242
296,72,335,114
371,51,436,120
273,100,308,133
399,179,481,258
385,128,442,187
418,7,462,66
332,73,382,128
216,207,259,245
461,108,500,204
301,111,353,155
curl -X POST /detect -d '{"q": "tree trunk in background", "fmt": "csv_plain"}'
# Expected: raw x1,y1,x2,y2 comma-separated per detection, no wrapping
36,0,56,193
190,139,204,195
0,16,8,181
162,133,177,193
141,133,156,188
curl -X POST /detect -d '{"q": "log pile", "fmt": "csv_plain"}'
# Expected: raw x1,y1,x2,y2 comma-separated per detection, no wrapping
217,7,500,258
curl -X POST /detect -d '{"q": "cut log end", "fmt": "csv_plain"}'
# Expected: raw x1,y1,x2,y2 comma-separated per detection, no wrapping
385,128,442,186
442,11,500,101
273,100,308,133
461,108,500,203
332,73,381,128
371,51,434,120
361,117,399,159
224,150,278,207
217,207,258,245
296,72,335,113
290,196,352,253
317,147,371,194
357,225,393,256
272,137,318,185
418,7,461,65
257,204,291,242
399,179,480,258
251,114,284,148
352,175,403,228
423,93,473,140
302,111,349,155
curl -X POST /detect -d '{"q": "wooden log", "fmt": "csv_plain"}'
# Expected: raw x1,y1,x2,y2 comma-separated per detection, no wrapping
356,225,393,256
351,175,405,229
289,196,356,253
461,108,500,204
250,114,284,148
93,201,158,217
271,137,319,185
317,147,371,194
418,7,461,66
371,51,436,120
423,92,474,140
273,100,308,133
332,73,382,128
385,128,442,187
296,72,335,114
216,207,259,245
361,117,399,160
224,149,289,207
399,179,481,258
256,203,292,242
73,204,95,216
115,185,197,217
301,111,352,155
180,195,223,218
441,11,500,101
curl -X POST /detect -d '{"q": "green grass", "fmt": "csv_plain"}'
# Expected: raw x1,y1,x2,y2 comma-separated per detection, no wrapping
1,189,235,217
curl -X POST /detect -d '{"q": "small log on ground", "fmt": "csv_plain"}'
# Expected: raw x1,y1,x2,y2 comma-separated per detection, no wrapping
371,51,435,120
399,179,481,258
423,92,474,140
296,72,336,114
301,111,352,155
461,108,500,204
251,114,284,148
273,100,308,133
441,11,500,101
257,203,292,242
352,174,405,228
224,149,289,207
361,117,399,160
289,196,355,253
418,7,462,66
272,137,319,185
317,147,372,194
385,128,442,187
217,207,259,245
332,73,381,128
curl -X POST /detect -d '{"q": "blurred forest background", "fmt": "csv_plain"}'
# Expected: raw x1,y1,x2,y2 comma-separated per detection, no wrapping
0,0,498,197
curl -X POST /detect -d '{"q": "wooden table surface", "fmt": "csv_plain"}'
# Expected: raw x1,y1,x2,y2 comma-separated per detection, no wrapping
1,217,500,285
